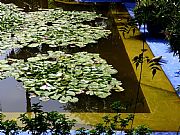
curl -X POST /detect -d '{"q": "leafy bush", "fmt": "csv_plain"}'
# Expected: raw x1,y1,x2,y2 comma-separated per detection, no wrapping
0,102,152,135
18,103,76,135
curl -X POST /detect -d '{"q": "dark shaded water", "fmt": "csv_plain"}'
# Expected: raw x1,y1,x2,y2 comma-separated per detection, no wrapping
0,1,150,113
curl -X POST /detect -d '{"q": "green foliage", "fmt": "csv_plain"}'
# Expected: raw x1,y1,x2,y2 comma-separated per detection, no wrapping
76,127,88,135
18,105,50,135
95,115,115,135
134,0,155,26
18,103,76,135
120,0,180,60
0,2,152,135
166,29,180,59
134,0,178,29
176,85,180,93
0,102,151,135
90,123,106,135
47,112,76,135
134,125,152,135
88,111,135,135
0,113,19,135
134,0,180,59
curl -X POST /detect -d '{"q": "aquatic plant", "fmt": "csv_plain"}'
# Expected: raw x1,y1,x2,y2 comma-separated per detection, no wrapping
0,2,111,55
0,2,119,103
0,2,25,32
0,51,124,103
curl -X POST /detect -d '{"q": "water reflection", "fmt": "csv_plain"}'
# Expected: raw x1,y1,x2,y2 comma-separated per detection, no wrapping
0,78,26,112
0,1,150,113
63,92,147,113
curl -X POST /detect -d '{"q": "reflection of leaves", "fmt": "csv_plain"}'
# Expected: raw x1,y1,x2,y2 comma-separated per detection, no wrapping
0,113,5,121
111,101,126,113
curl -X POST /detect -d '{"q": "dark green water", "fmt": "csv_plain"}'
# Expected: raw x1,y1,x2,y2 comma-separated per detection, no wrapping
0,1,150,113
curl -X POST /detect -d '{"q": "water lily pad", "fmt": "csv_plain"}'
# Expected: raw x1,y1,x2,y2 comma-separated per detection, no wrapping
50,94,60,100
28,43,40,47
0,49,124,103
115,85,124,92
0,2,111,53
69,97,78,103
66,91,76,96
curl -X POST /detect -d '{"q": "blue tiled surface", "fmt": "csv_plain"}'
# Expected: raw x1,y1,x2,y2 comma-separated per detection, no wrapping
124,2,180,96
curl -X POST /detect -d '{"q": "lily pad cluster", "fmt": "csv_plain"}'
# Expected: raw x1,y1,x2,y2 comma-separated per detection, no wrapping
0,2,25,32
0,51,124,103
0,2,111,55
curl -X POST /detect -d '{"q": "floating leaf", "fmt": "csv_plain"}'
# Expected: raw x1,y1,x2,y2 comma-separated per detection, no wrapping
28,43,40,47
115,85,124,92
39,97,50,102
66,91,76,96
70,97,78,103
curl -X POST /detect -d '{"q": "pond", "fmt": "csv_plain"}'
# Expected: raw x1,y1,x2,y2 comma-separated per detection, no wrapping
0,0,150,113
